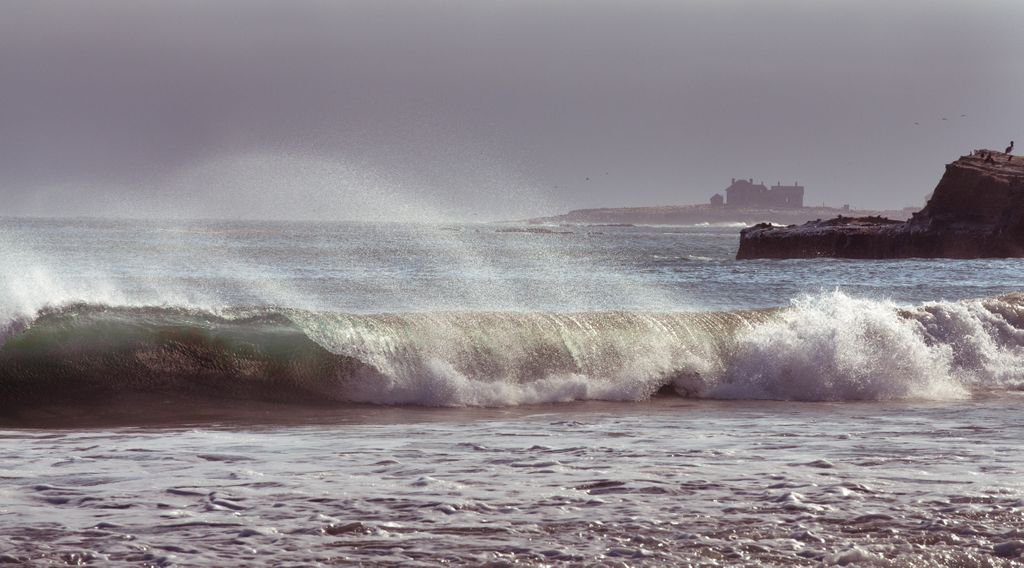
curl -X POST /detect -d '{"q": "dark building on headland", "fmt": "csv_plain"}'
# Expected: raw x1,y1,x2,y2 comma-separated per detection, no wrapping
711,178,804,208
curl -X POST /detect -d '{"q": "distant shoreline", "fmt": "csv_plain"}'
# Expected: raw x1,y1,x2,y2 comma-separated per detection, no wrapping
523,204,917,227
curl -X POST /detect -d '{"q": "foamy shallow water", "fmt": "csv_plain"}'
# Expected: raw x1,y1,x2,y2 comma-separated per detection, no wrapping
3,398,1024,566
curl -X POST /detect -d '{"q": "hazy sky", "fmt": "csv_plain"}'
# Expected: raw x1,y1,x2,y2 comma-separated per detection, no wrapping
2,0,1023,221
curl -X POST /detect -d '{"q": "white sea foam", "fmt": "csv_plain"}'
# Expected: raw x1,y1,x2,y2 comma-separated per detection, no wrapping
708,292,963,400
705,291,1023,401
343,365,658,407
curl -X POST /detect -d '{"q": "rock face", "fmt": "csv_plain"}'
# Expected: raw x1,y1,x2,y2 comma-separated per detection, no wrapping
737,151,1024,259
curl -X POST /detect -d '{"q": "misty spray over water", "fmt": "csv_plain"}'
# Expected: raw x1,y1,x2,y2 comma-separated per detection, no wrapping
3,218,1024,408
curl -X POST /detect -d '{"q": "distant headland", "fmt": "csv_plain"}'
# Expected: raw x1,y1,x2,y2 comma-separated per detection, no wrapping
525,178,916,226
737,149,1024,259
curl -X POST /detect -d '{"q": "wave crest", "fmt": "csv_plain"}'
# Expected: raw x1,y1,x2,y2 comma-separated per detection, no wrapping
711,293,966,400
1,292,1022,408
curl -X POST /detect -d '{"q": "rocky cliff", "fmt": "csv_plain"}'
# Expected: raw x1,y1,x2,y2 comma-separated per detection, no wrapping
737,151,1024,259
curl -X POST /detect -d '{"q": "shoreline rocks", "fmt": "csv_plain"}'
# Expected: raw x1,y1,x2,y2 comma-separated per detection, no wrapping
737,151,1024,259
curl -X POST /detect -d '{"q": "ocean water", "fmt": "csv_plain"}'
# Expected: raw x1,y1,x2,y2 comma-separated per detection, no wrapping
1,218,1023,566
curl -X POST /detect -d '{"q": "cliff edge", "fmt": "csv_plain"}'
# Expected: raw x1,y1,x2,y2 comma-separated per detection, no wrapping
736,151,1024,259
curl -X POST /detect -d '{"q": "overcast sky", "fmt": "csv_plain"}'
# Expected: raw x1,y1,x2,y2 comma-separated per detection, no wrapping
2,0,1022,221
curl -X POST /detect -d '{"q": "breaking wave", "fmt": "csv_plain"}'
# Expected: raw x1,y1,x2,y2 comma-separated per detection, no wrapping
1,291,1022,409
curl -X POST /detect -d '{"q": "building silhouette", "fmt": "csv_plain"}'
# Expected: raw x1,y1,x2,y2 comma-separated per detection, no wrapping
721,178,803,208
